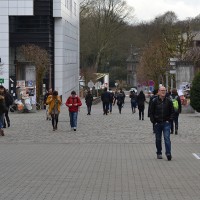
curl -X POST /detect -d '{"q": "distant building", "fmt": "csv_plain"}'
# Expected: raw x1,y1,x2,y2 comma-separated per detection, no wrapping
0,0,80,100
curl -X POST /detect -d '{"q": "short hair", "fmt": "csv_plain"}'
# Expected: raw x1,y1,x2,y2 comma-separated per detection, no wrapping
172,88,178,95
52,90,58,96
71,90,76,95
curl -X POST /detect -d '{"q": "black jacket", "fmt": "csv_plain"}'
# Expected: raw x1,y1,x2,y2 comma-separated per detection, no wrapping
85,93,93,106
137,92,146,110
150,96,175,124
101,91,110,103
148,95,157,117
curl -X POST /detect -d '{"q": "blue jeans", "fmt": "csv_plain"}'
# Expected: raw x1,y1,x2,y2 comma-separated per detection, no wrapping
109,103,113,112
69,112,78,128
0,114,4,129
154,121,171,155
171,112,179,132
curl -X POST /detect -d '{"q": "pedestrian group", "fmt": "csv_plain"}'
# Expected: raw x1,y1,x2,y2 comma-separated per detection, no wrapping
1,85,183,161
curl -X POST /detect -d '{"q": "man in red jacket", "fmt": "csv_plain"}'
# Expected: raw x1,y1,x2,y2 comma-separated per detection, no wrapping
65,91,82,131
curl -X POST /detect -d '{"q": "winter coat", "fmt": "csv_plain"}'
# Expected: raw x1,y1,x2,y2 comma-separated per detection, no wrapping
46,95,62,114
66,95,82,112
0,95,8,114
4,92,13,108
101,91,110,103
148,95,157,117
115,92,125,105
85,94,93,106
150,96,175,124
137,92,146,110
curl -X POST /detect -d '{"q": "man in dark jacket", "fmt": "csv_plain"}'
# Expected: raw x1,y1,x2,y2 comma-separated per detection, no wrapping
149,86,175,161
101,87,110,115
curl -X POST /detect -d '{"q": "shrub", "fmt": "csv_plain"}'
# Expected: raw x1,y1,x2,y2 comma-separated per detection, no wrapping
190,72,200,112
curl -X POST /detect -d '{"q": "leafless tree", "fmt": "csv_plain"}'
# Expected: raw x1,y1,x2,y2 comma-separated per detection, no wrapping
18,44,50,102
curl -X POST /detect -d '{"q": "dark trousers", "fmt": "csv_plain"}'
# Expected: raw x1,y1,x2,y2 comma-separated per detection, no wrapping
87,105,92,114
117,103,123,114
51,114,59,128
4,110,10,127
139,109,144,120
171,112,179,132
103,102,109,114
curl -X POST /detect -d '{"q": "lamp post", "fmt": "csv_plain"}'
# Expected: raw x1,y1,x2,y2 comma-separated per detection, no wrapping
169,58,177,90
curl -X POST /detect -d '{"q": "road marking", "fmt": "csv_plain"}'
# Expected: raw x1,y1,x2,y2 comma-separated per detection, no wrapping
192,153,200,159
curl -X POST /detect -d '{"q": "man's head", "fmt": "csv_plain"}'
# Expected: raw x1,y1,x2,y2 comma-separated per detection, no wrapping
52,90,58,97
71,91,76,96
49,88,52,94
158,86,166,99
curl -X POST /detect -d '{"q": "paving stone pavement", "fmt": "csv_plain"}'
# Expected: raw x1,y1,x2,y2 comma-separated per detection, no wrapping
0,98,200,200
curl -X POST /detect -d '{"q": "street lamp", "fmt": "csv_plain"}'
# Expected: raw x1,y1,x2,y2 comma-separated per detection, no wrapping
169,58,178,90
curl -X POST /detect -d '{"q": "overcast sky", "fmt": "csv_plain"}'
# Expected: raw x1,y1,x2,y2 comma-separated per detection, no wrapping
126,0,200,22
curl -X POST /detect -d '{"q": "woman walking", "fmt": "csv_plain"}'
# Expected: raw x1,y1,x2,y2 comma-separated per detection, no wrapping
137,91,146,120
46,90,62,131
85,90,93,115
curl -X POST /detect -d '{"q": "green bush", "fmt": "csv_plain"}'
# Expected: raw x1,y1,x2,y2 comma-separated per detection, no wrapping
190,72,200,112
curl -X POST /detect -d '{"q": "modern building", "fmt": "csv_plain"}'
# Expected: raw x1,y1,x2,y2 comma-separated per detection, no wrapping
0,0,80,100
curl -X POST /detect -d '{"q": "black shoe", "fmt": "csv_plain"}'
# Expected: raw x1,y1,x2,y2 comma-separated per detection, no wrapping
170,131,174,134
166,154,172,161
74,129,76,131
175,130,178,135
142,118,144,120
157,154,162,159
8,122,10,127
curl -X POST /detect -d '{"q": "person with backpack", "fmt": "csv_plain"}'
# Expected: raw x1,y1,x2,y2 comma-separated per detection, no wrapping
129,90,137,114
85,90,93,115
66,91,82,131
101,87,110,115
150,86,175,161
170,88,182,135
114,89,125,114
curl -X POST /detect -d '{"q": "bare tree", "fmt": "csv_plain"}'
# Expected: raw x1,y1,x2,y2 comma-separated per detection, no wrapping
18,44,50,102
80,0,134,71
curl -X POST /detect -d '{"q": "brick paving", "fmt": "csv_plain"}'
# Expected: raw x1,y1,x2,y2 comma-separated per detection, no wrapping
0,98,200,200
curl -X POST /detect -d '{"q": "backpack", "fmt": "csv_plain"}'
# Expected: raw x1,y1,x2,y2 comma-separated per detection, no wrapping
117,93,124,105
171,96,179,111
